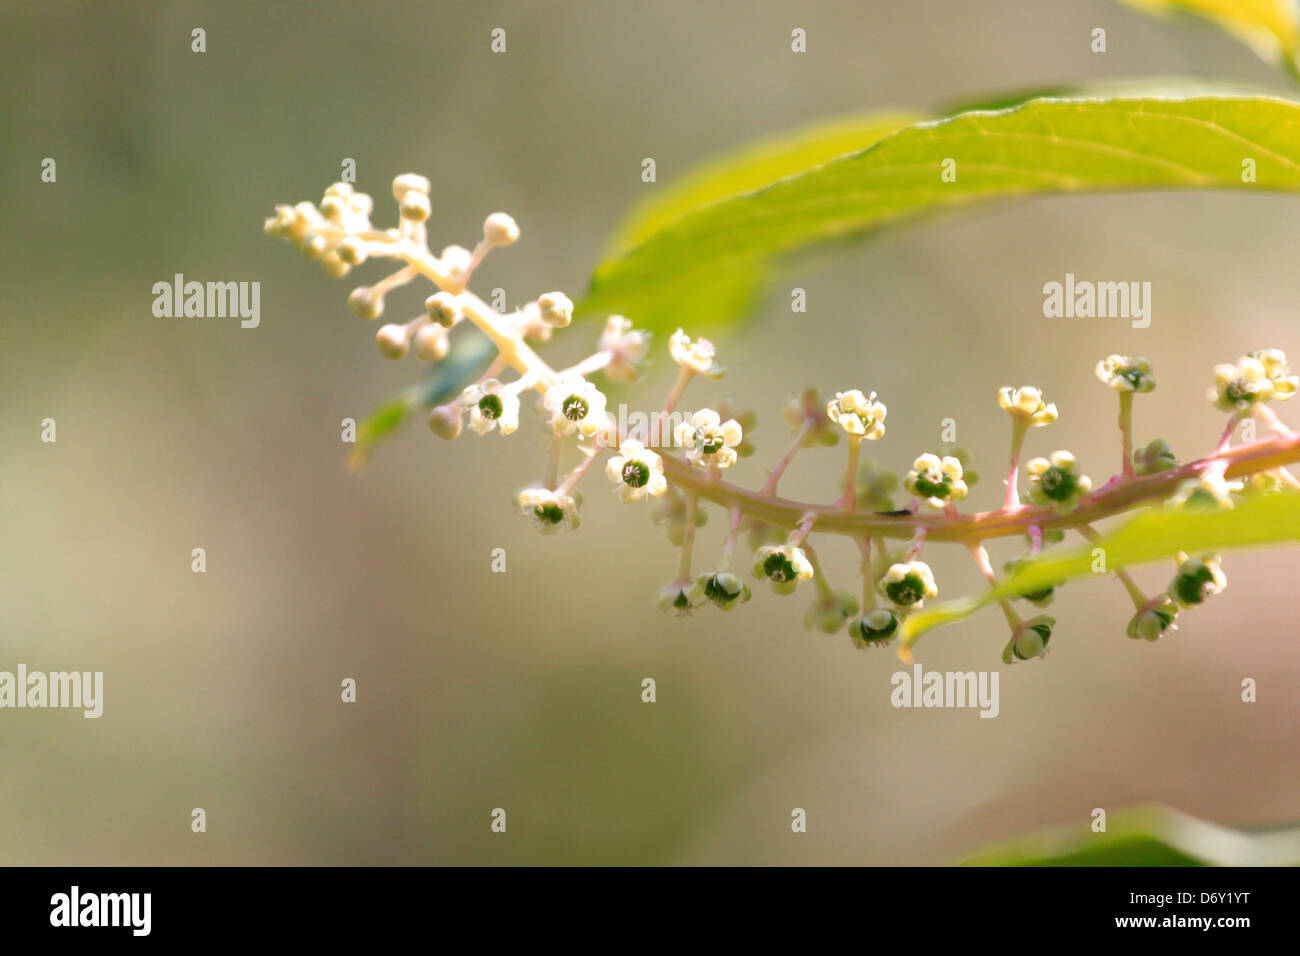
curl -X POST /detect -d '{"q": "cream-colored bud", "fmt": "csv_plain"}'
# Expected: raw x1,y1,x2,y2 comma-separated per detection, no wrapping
483,212,520,246
428,404,462,440
392,173,430,201
538,291,574,328
375,323,410,359
321,252,351,279
335,237,367,265
425,291,460,327
299,234,328,260
324,181,354,200
348,287,384,321
399,191,431,222
413,324,449,361
319,195,347,222
349,192,373,217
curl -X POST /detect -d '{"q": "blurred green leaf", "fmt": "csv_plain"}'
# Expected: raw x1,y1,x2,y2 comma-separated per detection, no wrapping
610,110,925,253
901,492,1300,651
583,91,1300,334
347,329,494,470
1117,0,1300,77
962,805,1300,865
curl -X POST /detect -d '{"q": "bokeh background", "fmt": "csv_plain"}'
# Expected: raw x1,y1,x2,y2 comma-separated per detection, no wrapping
2,0,1298,865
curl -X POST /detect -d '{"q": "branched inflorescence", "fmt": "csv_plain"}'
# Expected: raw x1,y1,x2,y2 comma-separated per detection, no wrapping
266,175,1300,663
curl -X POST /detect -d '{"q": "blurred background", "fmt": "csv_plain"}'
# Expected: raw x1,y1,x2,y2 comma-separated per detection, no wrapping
1,0,1298,865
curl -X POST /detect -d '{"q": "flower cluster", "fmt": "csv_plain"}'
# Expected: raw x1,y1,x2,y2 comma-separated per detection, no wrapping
267,174,1300,665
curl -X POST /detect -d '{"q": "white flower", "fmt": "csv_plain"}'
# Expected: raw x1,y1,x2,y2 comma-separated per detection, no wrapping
439,244,473,281
1168,553,1227,608
1209,356,1274,412
998,386,1058,426
669,328,724,378
598,315,650,383
674,409,743,469
752,544,814,595
881,561,938,608
543,375,608,438
515,487,580,533
605,439,668,502
904,453,968,509
1095,355,1155,393
1026,450,1092,512
461,379,520,436
1249,348,1298,401
825,390,886,439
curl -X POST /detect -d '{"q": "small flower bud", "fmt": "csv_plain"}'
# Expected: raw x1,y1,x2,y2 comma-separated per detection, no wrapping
1003,615,1055,663
391,173,430,201
483,212,520,246
1126,597,1178,641
694,571,752,611
320,252,351,279
335,237,367,265
348,287,384,321
848,609,899,648
319,194,347,222
427,404,462,440
375,323,411,359
537,291,574,328
413,324,450,361
399,190,431,223
424,291,460,327
299,233,328,260
1133,437,1176,475
439,245,473,279
656,582,696,615
323,181,354,200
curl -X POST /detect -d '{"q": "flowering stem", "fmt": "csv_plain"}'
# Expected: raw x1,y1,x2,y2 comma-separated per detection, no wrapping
545,433,563,489
1004,419,1029,509
657,367,695,445
1118,390,1135,479
804,545,835,600
1217,413,1240,452
1255,402,1295,437
968,542,1021,629
760,419,814,495
676,491,699,582
857,537,877,611
555,448,600,497
656,427,1300,545
719,507,743,569
839,434,862,509
1077,523,1148,610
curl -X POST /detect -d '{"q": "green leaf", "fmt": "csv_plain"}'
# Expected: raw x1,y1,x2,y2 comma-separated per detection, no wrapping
1116,0,1300,77
347,330,494,470
610,110,925,253
962,805,1300,866
583,92,1300,334
901,492,1300,651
